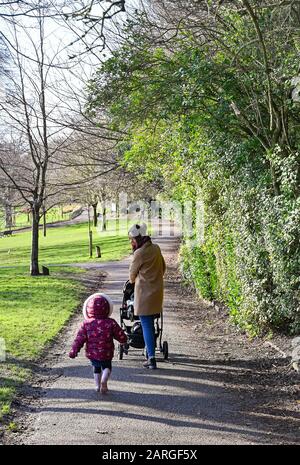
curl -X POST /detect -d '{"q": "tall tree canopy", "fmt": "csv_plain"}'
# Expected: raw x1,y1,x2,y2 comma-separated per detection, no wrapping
87,0,300,335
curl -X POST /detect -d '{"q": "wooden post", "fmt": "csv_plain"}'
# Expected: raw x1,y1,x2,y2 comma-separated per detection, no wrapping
89,231,93,258
42,265,50,275
88,205,93,258
96,245,101,258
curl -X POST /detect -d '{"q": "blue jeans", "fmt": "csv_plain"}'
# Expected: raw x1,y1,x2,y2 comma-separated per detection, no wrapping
139,315,155,359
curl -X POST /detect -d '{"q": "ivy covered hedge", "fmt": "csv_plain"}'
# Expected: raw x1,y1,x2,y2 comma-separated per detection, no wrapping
179,181,300,336
86,3,300,336
179,224,243,332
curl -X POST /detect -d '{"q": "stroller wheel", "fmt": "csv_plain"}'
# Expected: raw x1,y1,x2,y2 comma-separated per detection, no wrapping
118,344,124,360
162,341,169,360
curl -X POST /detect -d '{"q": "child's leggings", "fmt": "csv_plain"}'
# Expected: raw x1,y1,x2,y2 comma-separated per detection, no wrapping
90,360,112,374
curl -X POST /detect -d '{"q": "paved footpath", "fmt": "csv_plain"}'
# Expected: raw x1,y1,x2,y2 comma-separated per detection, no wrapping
19,237,290,445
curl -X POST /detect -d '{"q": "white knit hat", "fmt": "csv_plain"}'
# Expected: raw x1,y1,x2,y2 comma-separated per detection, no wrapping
128,223,147,238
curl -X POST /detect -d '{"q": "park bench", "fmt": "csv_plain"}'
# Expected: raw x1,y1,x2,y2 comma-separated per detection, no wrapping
0,230,13,237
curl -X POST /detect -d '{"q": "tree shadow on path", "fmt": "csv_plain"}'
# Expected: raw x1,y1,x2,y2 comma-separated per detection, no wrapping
26,355,300,445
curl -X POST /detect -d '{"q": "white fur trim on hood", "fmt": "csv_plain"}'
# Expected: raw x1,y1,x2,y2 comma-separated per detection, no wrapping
82,293,114,320
128,223,147,238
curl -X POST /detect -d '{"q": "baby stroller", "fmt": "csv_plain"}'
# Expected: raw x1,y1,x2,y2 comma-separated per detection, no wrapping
118,280,169,360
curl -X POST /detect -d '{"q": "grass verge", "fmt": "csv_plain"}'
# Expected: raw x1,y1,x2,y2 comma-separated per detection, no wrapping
0,220,131,268
0,221,131,430
0,266,86,423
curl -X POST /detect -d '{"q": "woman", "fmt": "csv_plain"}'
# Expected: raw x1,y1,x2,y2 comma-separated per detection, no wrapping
128,223,166,369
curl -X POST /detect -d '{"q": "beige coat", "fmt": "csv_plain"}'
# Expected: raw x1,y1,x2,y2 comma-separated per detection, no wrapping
129,241,166,316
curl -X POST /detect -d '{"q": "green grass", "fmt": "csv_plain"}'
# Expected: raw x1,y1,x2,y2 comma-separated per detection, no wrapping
0,219,132,427
0,266,85,422
0,220,131,268
0,206,71,231
0,269,82,359
0,362,32,420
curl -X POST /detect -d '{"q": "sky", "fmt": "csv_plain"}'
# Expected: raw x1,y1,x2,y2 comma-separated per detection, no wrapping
0,0,142,94
0,0,142,140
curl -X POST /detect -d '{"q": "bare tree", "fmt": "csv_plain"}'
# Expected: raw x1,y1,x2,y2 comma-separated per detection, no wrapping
0,8,79,275
0,184,16,229
0,1,147,274
67,140,160,231
56,0,126,59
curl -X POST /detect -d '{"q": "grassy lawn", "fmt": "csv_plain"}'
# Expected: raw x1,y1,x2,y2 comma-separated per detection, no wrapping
0,266,85,424
0,220,132,428
0,205,77,231
0,220,131,268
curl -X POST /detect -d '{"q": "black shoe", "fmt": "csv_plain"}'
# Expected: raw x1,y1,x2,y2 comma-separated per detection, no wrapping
143,357,157,369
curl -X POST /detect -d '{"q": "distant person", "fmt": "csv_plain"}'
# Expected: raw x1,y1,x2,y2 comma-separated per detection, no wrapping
69,293,127,393
128,223,166,369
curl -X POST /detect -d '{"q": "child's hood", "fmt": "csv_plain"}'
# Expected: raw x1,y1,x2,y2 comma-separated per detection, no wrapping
83,293,114,320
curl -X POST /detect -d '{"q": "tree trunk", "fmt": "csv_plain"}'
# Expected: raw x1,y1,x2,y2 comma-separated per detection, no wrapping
31,208,40,276
92,203,98,227
116,202,120,234
102,204,107,231
43,207,46,237
5,204,13,229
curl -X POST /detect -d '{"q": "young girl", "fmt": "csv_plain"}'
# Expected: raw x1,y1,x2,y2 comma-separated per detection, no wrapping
69,293,127,393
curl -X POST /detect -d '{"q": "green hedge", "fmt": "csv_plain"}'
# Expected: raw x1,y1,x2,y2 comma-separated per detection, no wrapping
179,190,300,337
179,223,243,324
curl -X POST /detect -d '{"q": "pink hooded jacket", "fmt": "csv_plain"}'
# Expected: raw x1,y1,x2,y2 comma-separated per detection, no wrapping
69,294,127,361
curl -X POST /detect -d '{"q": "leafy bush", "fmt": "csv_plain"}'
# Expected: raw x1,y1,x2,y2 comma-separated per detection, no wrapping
179,224,243,326
86,5,300,336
